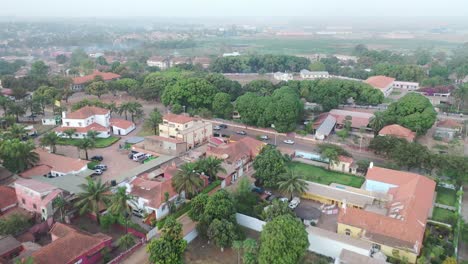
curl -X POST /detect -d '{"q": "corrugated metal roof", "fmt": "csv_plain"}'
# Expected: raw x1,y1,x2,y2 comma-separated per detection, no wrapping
112,155,176,184
316,115,336,136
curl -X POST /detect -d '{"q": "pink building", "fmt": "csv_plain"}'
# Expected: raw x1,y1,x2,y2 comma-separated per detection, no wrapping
32,222,112,264
14,179,63,221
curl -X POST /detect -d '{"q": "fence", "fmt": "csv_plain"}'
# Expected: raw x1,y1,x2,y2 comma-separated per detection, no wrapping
235,213,266,232
107,240,144,264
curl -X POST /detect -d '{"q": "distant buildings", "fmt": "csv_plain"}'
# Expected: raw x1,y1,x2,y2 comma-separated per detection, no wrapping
159,113,212,150
273,72,293,81
146,56,210,69
71,70,121,91
146,56,170,70
434,119,462,141
378,124,416,142
222,52,241,57
300,70,330,79
56,106,134,139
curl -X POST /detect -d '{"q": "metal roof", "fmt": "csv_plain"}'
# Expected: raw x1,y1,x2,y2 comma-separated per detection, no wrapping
112,155,177,184
316,115,336,136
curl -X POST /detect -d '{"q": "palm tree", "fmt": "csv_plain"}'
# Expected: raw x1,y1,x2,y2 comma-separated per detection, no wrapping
86,130,100,140
74,178,110,224
5,124,27,139
106,101,118,117
77,137,95,160
369,111,386,136
277,170,307,200
172,162,204,199
144,109,163,135
198,157,226,182
0,96,10,116
40,132,59,153
108,187,136,234
0,139,39,173
128,102,144,122
118,102,132,120
117,233,135,250
63,128,76,139
321,148,339,170
232,240,243,264
52,196,67,222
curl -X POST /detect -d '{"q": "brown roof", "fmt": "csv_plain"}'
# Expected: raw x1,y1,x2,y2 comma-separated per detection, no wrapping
57,122,109,133
110,118,134,129
338,155,354,164
339,167,436,253
32,223,111,264
163,113,194,124
65,106,109,119
130,176,178,209
437,119,462,129
379,124,416,141
0,235,22,256
0,186,17,210
72,70,120,85
207,137,265,164
19,165,52,178
364,76,395,89
20,149,88,176
329,109,373,128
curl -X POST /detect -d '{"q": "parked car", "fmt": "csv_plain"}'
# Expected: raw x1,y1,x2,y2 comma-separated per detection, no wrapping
279,197,289,203
213,125,221,130
90,155,103,161
283,139,295,145
260,135,269,140
289,197,301,209
236,130,247,135
132,152,146,162
92,169,103,176
128,150,138,159
251,186,264,194
266,194,277,203
219,124,228,129
94,164,107,171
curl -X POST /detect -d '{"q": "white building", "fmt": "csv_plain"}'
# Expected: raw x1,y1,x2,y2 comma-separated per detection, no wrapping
222,52,241,57
300,70,330,79
273,72,293,81
159,113,212,150
56,106,134,138
146,56,170,69
393,81,419,90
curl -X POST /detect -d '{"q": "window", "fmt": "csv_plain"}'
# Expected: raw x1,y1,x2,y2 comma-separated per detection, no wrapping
78,122,82,127
392,249,400,257
33,204,37,209
65,122,70,126
42,208,46,214
21,198,25,204
345,229,351,236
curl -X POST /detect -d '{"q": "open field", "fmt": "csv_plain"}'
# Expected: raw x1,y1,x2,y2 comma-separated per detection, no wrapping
287,161,365,188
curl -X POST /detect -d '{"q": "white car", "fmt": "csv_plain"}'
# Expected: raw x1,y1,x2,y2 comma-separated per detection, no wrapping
288,197,301,209
279,197,289,203
260,135,269,140
283,139,295,145
213,125,221,130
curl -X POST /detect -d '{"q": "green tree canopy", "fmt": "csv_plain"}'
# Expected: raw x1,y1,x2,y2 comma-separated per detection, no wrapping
85,81,108,99
0,139,38,173
253,145,286,188
147,216,187,264
162,77,217,109
212,92,234,119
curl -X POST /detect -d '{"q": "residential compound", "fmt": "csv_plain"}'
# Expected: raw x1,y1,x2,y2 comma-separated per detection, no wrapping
70,70,121,91
56,106,135,138
159,113,212,150
364,76,419,97
146,56,211,69
300,69,330,79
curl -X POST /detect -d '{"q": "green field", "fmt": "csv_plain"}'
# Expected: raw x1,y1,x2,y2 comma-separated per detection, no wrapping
435,187,457,207
57,136,120,148
287,161,365,188
431,207,457,224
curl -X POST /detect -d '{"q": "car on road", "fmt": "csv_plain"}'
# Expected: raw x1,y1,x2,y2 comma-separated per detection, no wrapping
92,169,103,176
90,155,104,161
283,139,295,145
219,124,228,129
260,135,269,140
236,130,247,135
289,197,301,209
213,125,221,130
94,164,107,171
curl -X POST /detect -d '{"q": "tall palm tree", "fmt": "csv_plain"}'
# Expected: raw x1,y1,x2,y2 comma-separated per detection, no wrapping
128,102,144,122
52,196,67,222
77,137,95,160
172,162,204,199
74,178,110,224
369,111,386,136
63,128,76,139
5,124,27,139
40,132,59,153
7,101,26,122
106,101,118,117
277,170,307,200
198,157,226,182
108,187,134,217
118,102,132,120
0,139,39,173
144,109,163,135
322,148,339,170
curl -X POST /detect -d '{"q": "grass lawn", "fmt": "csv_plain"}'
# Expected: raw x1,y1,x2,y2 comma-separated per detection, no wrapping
57,136,120,148
287,161,365,188
435,187,457,207
431,207,456,224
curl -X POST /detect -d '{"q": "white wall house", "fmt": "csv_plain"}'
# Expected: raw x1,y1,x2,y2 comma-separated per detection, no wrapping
300,70,330,79
146,56,170,69
393,81,419,90
273,72,294,81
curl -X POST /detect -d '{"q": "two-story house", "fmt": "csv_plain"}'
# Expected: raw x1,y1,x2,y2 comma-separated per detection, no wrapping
146,56,170,70
159,113,212,149
14,178,63,221
206,137,265,186
56,106,134,138
71,70,121,91
364,76,395,97
300,70,330,79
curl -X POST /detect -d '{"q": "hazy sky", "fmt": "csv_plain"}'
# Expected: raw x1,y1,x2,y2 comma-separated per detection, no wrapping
2,0,468,18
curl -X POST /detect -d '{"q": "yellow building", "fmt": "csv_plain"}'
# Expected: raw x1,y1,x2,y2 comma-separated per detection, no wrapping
159,113,212,149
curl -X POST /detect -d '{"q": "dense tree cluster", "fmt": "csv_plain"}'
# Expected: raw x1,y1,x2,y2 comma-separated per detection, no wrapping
253,145,287,188
0,59,25,76
373,63,427,82
210,54,310,73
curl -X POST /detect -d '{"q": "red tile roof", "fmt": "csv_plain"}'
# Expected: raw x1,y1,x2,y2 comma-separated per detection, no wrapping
207,137,265,164
110,118,134,129
163,113,194,124
57,123,109,133
72,70,120,85
364,76,395,89
338,167,436,253
379,124,416,141
32,223,111,264
437,119,462,129
19,165,52,178
338,155,354,164
129,176,177,209
0,186,17,211
20,149,88,176
329,109,373,128
65,106,109,119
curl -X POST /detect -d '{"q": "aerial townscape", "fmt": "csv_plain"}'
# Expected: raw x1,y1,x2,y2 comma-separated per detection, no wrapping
0,1,468,264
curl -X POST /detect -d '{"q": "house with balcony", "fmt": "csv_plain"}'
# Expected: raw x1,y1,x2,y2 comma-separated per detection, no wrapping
159,113,212,150
56,106,134,138
14,178,63,221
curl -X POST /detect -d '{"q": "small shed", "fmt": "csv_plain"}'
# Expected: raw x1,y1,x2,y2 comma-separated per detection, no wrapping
315,115,336,140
